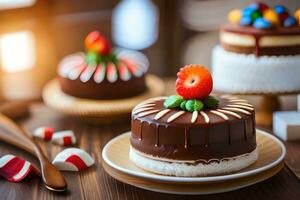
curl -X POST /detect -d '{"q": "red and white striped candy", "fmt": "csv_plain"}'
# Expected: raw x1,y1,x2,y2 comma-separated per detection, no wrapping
33,127,54,140
51,130,76,146
52,148,94,171
0,155,40,182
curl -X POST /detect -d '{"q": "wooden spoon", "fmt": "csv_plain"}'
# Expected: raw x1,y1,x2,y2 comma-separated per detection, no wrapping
0,113,67,192
0,101,29,119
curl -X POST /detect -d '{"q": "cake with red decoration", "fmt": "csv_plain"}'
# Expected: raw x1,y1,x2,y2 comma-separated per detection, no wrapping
130,65,257,177
212,2,300,93
58,31,148,100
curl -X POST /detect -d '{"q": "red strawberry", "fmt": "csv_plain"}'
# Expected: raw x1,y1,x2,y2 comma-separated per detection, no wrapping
85,31,111,55
176,64,213,100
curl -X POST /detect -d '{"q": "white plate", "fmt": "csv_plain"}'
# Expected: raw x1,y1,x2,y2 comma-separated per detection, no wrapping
102,129,286,183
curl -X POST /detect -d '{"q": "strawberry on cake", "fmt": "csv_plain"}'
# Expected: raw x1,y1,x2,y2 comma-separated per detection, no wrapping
130,65,258,177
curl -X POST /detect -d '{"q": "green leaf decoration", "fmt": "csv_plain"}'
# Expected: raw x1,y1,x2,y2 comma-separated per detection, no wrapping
203,96,219,109
109,53,118,63
180,100,187,110
163,95,218,112
164,95,184,108
101,52,118,64
193,100,204,111
86,51,101,64
185,100,204,112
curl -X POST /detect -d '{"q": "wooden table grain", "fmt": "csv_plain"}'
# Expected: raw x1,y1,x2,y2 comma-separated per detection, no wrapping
0,81,300,200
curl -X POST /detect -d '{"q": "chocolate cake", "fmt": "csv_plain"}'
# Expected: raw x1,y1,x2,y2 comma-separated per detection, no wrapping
212,3,300,93
57,31,148,100
129,65,258,177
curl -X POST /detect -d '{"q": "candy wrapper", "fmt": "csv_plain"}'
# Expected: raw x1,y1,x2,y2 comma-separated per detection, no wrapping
52,130,76,146
0,155,40,182
52,148,94,171
33,127,54,140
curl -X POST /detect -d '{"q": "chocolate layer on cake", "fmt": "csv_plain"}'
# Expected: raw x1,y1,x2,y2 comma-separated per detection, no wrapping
130,95,256,162
59,75,146,99
220,24,300,56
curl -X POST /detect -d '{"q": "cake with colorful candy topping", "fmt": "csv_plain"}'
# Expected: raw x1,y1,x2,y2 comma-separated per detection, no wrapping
58,31,148,100
130,65,257,177
212,2,300,93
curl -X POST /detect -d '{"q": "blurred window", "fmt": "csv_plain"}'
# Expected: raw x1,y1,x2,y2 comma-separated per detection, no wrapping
0,31,36,72
0,0,36,10
112,0,159,50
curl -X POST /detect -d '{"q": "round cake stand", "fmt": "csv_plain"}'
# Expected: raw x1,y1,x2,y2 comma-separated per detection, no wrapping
216,91,300,126
42,74,165,123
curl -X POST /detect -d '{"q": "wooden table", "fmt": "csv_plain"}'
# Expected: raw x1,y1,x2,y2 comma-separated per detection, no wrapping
0,81,300,199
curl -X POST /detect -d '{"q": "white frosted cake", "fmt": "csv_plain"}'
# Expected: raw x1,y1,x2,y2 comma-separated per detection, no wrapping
212,46,300,93
212,3,300,94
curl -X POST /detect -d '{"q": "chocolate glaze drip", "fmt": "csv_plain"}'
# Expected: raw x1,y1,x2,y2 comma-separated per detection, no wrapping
243,119,247,140
184,127,190,149
254,35,261,56
220,24,300,56
130,96,256,161
204,128,209,147
252,114,256,136
139,121,143,140
228,121,231,144
155,124,159,147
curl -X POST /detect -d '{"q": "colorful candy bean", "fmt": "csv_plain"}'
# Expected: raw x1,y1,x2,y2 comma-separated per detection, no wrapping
253,18,273,29
278,12,289,24
243,7,257,17
240,17,252,26
257,2,269,13
295,9,300,26
263,9,280,25
251,10,262,21
273,5,288,14
284,16,297,27
228,9,242,24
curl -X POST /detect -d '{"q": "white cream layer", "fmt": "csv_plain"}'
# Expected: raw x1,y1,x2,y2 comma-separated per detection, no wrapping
212,45,300,93
130,147,258,177
220,31,300,47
